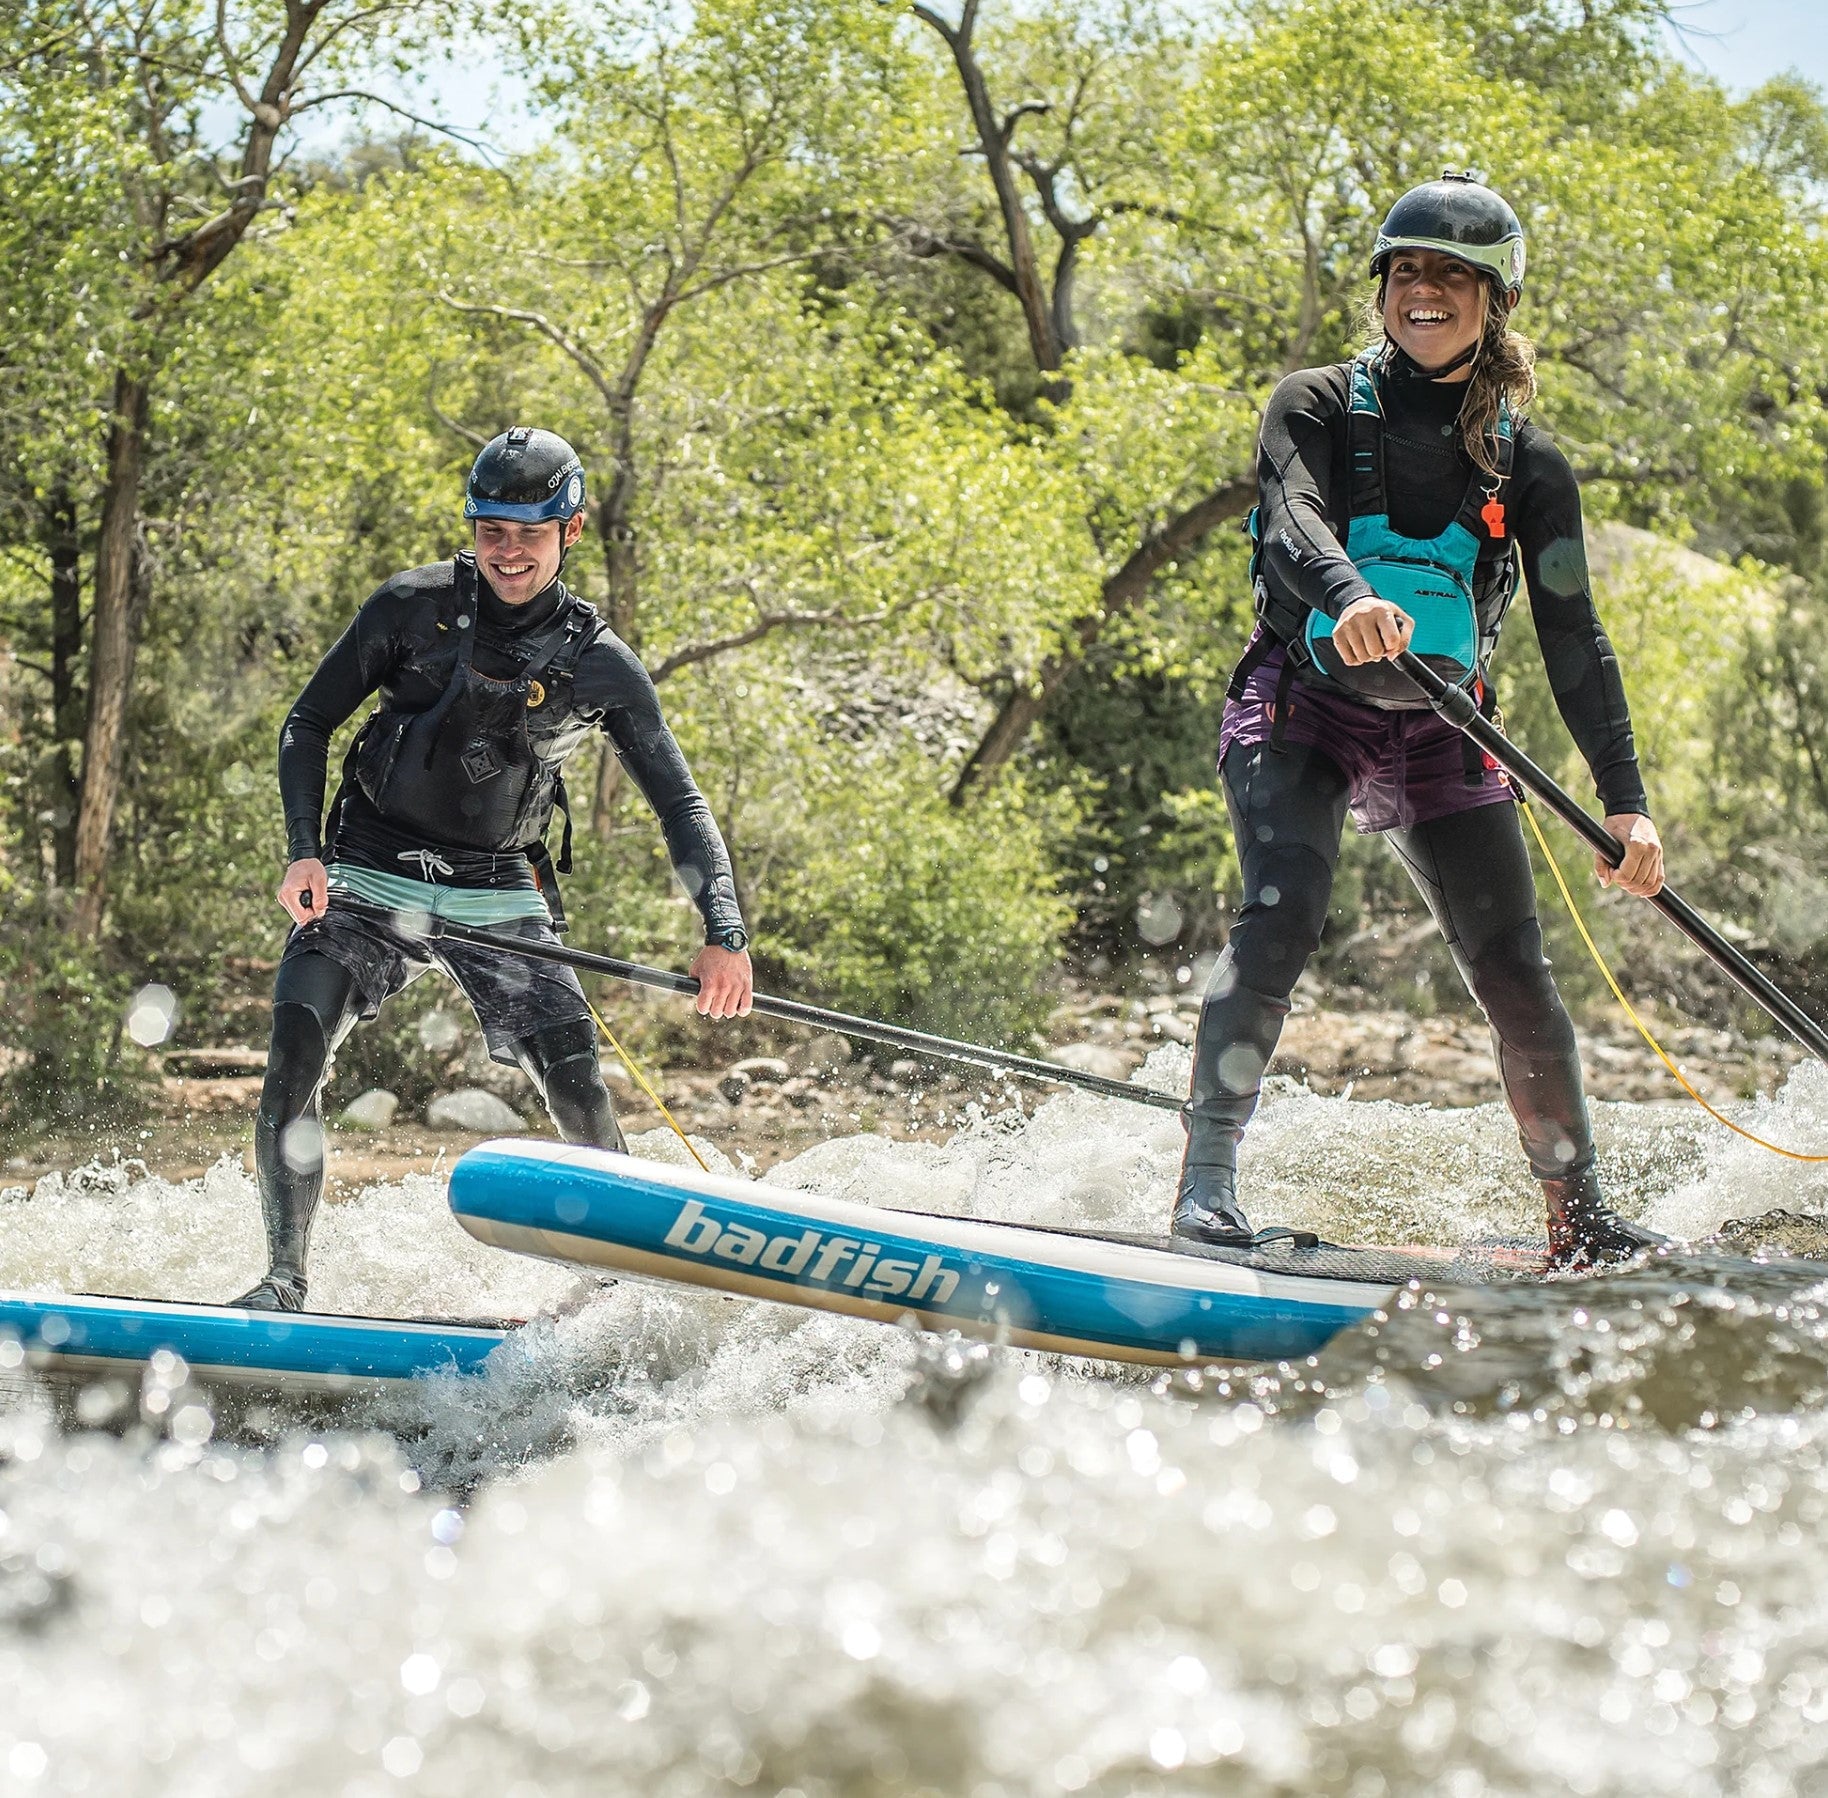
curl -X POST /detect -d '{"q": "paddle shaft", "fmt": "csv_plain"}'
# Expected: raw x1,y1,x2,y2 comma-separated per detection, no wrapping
1395,651,1828,1065
327,894,1184,1112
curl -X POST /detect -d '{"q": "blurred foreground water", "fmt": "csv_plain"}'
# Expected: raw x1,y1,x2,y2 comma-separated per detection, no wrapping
7,1046,1828,1796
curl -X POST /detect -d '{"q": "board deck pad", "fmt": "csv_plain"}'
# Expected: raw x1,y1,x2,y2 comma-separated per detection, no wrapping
448,1139,1539,1367
946,1213,1553,1285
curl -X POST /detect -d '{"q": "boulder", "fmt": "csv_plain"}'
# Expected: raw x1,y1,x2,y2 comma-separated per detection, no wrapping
786,1033,854,1076
1044,1042,1136,1081
729,1056,791,1085
425,1089,524,1132
339,1089,399,1131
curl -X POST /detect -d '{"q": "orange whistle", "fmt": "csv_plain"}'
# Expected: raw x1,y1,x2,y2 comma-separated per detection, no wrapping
1481,494,1507,538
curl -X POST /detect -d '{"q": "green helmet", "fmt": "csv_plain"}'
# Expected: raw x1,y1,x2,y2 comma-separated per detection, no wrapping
1371,170,1526,302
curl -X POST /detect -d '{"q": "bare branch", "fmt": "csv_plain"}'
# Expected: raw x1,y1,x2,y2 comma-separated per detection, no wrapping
649,593,916,683
1000,99,1050,144
291,0,412,83
913,0,1062,372
673,248,825,307
884,218,1021,296
910,2,958,47
214,0,265,119
436,291,621,411
289,88,500,160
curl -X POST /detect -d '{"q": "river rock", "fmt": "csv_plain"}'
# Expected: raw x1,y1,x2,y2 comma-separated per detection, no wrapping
730,1056,791,1085
719,1070,751,1105
787,1033,854,1075
339,1089,399,1131
425,1089,523,1132
1045,1042,1136,1080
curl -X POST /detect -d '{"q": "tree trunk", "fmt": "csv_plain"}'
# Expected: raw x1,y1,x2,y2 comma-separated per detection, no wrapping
950,474,1256,800
47,487,84,888
72,368,149,939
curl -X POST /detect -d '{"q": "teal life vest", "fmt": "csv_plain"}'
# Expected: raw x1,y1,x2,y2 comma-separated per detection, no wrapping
1249,351,1517,712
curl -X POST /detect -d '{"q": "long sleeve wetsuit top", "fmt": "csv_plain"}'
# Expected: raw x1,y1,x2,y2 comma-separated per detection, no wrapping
277,564,744,940
1254,364,1649,818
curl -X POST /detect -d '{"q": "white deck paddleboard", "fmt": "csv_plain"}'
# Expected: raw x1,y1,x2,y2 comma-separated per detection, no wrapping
0,1291,512,1397
448,1140,1548,1366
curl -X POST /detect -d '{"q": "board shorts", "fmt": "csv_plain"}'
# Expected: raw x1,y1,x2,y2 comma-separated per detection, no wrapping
279,902,591,1064
1219,636,1513,834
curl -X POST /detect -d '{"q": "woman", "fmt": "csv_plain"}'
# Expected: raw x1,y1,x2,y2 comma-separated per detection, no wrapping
1175,171,1665,1268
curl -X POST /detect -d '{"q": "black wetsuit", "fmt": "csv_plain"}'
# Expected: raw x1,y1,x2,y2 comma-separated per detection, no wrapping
240,560,744,1308
280,561,744,921
1181,364,1654,1255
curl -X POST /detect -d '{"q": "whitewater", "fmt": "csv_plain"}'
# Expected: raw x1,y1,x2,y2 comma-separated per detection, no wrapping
7,1044,1828,1796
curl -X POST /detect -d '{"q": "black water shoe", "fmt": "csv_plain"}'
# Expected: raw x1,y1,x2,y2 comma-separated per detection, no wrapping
1545,1170,1666,1269
232,1273,308,1312
1170,1161,1256,1247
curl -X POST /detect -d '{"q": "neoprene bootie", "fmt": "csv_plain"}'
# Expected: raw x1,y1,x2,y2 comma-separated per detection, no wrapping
235,1273,308,1312
1171,1152,1254,1245
230,1104,320,1312
1171,955,1290,1246
1544,1167,1666,1269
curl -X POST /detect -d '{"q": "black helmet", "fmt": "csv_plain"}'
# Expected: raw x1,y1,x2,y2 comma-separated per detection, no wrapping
1371,170,1526,302
464,427,587,524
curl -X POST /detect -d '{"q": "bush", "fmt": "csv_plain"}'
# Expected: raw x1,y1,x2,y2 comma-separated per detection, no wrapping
0,902,154,1133
762,749,1075,1047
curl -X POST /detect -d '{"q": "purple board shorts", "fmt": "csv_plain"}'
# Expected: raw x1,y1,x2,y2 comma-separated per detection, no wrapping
1219,634,1514,835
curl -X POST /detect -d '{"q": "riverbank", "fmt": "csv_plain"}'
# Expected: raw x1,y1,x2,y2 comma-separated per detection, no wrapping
3,987,1803,1198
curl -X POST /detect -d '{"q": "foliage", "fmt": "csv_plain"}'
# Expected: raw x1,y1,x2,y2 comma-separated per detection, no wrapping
4,0,1828,1126
765,744,1076,1046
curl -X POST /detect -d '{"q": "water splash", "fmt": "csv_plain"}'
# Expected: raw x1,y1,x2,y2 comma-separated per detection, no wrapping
6,1064,1828,1793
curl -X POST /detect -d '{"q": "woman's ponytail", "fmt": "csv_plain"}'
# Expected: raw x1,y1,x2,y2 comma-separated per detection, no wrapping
1458,282,1537,475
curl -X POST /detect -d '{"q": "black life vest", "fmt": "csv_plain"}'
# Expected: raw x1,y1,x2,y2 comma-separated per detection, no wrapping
1248,351,1518,711
332,555,602,871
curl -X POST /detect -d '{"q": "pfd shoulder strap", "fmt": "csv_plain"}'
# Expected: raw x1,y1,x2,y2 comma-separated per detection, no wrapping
539,597,603,689
1346,352,1388,523
1455,400,1516,554
418,554,481,768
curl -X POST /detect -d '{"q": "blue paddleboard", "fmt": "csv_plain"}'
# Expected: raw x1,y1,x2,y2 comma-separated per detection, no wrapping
448,1140,1541,1365
0,1291,511,1394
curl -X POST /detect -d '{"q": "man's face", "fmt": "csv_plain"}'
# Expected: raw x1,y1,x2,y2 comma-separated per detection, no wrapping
472,514,584,605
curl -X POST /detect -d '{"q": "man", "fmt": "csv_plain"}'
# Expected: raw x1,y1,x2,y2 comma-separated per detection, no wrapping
233,427,753,1311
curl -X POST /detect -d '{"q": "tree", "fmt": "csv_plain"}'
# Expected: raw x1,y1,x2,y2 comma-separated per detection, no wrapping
1,0,459,937
895,0,1257,797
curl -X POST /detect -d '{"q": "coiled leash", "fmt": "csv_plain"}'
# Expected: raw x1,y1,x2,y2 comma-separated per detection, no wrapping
1522,793,1828,1163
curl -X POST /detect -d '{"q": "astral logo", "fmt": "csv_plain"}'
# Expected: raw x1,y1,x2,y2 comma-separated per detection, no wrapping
662,1200,961,1304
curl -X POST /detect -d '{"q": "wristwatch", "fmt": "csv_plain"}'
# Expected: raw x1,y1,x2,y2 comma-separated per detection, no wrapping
710,926,749,953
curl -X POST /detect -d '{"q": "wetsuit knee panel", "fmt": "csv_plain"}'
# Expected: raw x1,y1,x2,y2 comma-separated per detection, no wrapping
272,952,363,1042
511,1022,625,1152
1226,841,1338,990
260,1003,333,1126
1466,917,1575,1052
508,1017,599,1083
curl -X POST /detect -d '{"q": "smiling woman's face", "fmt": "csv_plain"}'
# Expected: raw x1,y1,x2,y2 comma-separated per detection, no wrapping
1380,248,1488,379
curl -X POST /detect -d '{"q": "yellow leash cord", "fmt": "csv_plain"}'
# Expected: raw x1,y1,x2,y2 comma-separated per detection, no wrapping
1520,794,1828,1163
583,995,711,1173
